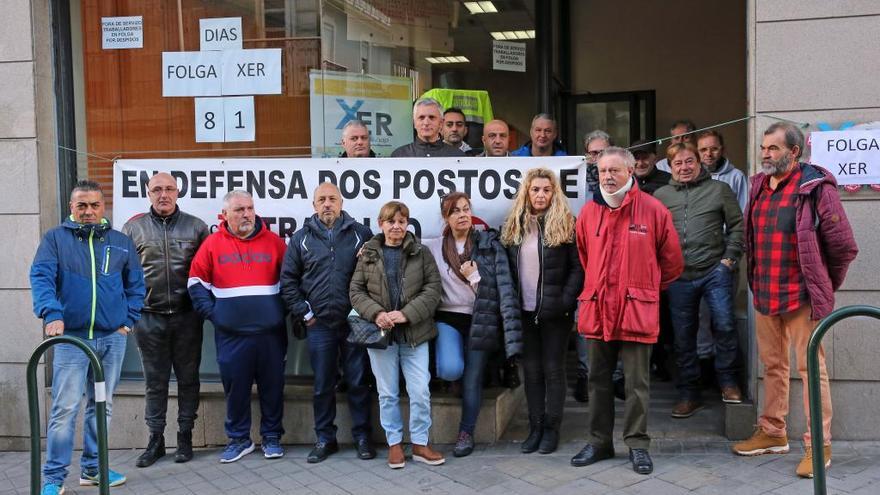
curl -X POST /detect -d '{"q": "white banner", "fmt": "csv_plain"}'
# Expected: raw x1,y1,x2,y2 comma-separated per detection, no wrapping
309,71,414,157
113,157,587,240
810,130,880,185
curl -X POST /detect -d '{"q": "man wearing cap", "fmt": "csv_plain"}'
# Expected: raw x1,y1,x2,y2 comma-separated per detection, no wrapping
631,140,671,196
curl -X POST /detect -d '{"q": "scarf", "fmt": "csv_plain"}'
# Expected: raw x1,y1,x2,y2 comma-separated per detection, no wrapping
442,227,474,285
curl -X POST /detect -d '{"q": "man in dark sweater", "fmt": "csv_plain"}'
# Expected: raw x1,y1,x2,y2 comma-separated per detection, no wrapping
631,139,671,196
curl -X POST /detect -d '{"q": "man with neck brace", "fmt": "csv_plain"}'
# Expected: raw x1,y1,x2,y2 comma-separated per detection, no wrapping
571,147,683,475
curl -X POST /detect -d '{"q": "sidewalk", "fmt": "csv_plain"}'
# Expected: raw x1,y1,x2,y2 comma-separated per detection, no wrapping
3,439,880,494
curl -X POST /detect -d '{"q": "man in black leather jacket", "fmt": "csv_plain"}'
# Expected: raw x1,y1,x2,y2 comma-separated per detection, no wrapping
122,172,209,467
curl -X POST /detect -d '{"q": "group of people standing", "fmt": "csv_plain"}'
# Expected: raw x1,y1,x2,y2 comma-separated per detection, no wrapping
29,97,858,495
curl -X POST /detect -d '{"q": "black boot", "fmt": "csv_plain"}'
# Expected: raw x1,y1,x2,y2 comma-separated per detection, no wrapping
136,432,165,468
538,418,560,454
174,431,193,463
574,375,589,403
503,359,521,389
521,416,544,453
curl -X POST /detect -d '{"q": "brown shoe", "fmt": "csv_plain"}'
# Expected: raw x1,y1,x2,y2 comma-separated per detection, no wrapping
412,444,445,466
721,385,743,404
387,443,405,469
732,428,790,456
671,400,704,418
796,445,832,478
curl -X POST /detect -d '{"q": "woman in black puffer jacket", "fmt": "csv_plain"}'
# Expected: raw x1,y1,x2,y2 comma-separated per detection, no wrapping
424,192,522,458
501,167,583,455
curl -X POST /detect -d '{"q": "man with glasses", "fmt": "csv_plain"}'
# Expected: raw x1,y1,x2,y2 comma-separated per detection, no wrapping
123,172,209,467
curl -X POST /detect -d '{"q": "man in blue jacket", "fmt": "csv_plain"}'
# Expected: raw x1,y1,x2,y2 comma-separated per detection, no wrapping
280,182,375,463
30,180,145,495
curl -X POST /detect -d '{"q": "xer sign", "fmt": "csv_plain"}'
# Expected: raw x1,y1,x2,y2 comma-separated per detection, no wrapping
336,99,393,136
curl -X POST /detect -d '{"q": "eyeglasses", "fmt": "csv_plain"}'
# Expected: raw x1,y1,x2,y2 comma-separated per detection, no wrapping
149,186,178,195
585,150,604,157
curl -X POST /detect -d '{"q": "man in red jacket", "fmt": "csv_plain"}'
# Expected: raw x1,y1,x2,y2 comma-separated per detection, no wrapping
571,147,683,475
188,190,289,464
733,123,858,479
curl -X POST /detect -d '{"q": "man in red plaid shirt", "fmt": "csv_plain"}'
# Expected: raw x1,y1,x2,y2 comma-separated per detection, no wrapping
732,122,858,479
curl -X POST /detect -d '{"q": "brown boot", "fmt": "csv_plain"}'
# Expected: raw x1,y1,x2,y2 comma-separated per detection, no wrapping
732,428,790,456
796,445,832,478
387,443,405,469
412,444,445,465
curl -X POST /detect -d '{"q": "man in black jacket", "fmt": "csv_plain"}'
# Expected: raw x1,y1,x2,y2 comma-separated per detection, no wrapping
122,172,209,467
280,182,375,463
339,120,377,158
631,139,671,196
391,98,466,157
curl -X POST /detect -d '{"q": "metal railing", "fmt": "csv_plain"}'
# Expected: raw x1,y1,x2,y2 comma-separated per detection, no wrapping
27,336,110,495
807,305,880,495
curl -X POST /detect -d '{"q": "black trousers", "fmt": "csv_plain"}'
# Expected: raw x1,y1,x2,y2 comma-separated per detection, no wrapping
134,310,203,434
521,312,570,426
587,339,652,450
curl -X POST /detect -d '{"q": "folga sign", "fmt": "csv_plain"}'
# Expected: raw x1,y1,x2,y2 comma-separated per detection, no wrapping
162,49,282,97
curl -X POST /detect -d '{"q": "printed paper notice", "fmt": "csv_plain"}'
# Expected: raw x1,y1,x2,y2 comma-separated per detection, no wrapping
493,40,526,72
102,16,143,50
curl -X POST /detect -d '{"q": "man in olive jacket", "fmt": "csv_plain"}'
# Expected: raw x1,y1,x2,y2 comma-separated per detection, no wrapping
654,143,744,418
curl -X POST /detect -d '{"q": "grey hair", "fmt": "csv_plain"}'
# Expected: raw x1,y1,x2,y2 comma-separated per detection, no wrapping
223,189,253,209
342,120,370,135
70,179,104,201
413,98,443,114
583,129,613,147
531,113,557,130
599,146,636,169
764,122,805,158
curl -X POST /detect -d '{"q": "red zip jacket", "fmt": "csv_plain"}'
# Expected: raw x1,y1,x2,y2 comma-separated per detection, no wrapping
576,183,683,343
188,218,288,334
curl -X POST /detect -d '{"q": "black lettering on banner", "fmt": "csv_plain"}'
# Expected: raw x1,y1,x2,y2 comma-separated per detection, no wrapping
437,169,456,195
318,170,337,185
363,170,381,199
479,169,501,198
122,170,138,198
209,170,224,198
394,171,411,198
138,170,154,197
504,169,522,199
228,170,244,190
408,218,422,239
287,171,307,198
246,170,265,197
560,169,578,198
171,171,189,197
459,169,478,197
340,170,361,199
268,170,286,199
277,217,297,238
191,171,207,198
376,113,392,136
413,170,435,200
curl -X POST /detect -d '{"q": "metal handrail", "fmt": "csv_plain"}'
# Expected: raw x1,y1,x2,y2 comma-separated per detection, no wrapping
27,336,110,495
807,305,880,495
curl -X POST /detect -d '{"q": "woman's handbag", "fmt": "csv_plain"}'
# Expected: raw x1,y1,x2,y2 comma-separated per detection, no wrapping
346,315,390,349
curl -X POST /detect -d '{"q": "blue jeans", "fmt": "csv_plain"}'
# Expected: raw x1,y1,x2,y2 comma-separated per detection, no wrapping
367,341,431,446
435,322,490,435
307,321,371,443
667,263,740,400
43,332,127,485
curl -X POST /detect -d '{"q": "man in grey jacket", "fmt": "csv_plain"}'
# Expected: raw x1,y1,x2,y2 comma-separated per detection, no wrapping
122,172,209,467
697,130,748,211
654,143,744,419
391,98,466,157
280,182,375,463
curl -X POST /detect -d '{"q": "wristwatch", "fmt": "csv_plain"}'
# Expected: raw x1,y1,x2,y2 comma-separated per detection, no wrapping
121,325,133,334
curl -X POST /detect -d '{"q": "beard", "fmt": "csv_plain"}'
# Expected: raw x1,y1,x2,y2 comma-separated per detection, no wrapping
761,151,792,175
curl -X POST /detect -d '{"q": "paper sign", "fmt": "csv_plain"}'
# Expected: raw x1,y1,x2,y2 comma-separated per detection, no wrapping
224,97,255,142
200,18,242,51
493,40,526,72
221,49,282,95
102,16,143,50
163,51,222,97
810,130,880,185
194,98,225,142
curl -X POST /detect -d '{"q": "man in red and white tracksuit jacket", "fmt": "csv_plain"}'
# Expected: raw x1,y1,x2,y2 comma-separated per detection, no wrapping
188,191,288,462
